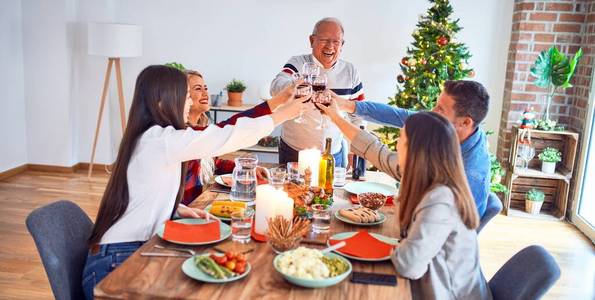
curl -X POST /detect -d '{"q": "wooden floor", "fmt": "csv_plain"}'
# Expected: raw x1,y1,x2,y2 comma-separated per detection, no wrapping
0,170,593,300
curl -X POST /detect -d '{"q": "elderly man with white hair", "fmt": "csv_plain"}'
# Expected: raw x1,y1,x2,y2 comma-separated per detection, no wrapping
270,17,365,167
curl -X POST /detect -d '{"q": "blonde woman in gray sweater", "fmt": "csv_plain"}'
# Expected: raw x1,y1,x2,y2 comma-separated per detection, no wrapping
317,102,492,299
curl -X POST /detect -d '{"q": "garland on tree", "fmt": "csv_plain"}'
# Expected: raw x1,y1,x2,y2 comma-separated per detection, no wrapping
375,0,473,149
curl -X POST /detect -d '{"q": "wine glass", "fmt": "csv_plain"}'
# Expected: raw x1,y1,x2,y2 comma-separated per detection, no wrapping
517,144,535,170
293,63,319,123
312,74,329,130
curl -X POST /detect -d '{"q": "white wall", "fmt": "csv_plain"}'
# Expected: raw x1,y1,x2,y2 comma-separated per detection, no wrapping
0,0,28,171
3,0,513,171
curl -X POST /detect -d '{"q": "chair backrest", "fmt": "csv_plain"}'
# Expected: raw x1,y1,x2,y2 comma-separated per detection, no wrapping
477,192,503,233
26,200,93,300
489,245,561,300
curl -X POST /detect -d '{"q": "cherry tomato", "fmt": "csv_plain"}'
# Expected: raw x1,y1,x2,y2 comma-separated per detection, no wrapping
225,251,235,260
235,264,246,274
235,253,247,262
213,255,227,265
225,260,236,271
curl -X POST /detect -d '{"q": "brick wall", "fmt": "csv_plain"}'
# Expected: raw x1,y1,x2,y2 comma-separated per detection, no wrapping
497,0,592,163
497,0,595,217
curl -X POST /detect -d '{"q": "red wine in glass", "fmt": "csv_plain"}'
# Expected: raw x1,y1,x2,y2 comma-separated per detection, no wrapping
312,83,326,92
297,84,312,103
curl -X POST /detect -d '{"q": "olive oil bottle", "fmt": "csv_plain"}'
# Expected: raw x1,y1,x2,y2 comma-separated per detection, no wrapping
318,138,335,194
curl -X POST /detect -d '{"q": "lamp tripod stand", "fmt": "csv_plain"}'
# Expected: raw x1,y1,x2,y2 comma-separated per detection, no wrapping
88,57,127,178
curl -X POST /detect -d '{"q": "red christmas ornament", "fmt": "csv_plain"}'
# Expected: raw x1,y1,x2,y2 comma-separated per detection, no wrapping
401,57,409,66
437,36,449,46
420,58,427,65
469,70,476,78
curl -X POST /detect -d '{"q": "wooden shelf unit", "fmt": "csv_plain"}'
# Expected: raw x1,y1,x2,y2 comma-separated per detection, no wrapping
503,126,579,220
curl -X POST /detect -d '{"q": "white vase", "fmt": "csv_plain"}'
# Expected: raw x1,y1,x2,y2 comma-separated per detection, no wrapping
541,161,556,174
525,200,543,214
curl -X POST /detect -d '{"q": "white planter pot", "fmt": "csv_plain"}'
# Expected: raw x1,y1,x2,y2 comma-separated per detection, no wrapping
541,161,557,174
525,200,544,214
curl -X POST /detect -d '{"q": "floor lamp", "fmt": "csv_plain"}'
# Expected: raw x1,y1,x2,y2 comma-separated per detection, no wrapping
87,23,142,177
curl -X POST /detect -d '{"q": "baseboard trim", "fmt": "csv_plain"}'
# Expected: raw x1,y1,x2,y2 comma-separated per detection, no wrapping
0,162,111,180
0,164,29,181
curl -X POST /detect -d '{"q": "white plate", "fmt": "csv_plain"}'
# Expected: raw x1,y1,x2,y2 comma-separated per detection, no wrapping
343,182,396,196
334,210,387,226
215,174,233,187
327,231,399,262
156,218,231,246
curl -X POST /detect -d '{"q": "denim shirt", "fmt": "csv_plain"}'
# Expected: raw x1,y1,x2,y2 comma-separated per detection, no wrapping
355,101,489,217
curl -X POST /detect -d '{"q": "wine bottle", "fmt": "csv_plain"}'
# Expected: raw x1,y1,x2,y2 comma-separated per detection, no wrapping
352,126,367,180
318,137,335,194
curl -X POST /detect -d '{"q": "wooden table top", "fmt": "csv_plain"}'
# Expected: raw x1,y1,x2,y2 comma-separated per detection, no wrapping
95,172,411,300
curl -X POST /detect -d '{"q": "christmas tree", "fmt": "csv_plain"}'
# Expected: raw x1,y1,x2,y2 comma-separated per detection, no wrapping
375,0,474,149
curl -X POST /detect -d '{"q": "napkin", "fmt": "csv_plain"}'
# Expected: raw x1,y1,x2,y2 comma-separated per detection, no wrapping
350,194,394,206
163,220,220,243
329,231,396,259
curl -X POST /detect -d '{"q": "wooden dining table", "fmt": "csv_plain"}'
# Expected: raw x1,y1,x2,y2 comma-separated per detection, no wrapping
94,171,411,300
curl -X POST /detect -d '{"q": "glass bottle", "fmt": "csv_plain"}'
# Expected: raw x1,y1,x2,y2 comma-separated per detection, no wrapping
352,126,367,180
318,138,335,194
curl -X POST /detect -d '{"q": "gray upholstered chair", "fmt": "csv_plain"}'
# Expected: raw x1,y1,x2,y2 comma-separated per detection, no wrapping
477,192,503,233
489,245,561,300
26,200,93,300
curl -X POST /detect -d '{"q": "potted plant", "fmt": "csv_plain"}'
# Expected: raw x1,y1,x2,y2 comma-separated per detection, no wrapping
530,46,582,130
225,79,247,107
537,147,562,174
525,188,545,214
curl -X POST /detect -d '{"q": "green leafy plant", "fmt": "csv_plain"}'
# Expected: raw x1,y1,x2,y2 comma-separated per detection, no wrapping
489,154,507,193
164,62,186,71
538,147,562,163
525,188,545,202
530,46,583,128
225,79,247,93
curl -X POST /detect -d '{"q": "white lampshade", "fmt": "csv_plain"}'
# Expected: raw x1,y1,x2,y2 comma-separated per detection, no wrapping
88,23,142,57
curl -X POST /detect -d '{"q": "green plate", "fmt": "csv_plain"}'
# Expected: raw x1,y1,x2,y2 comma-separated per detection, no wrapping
204,204,231,222
327,232,399,262
156,218,231,246
334,209,387,226
182,254,251,283
343,182,397,196
273,251,352,288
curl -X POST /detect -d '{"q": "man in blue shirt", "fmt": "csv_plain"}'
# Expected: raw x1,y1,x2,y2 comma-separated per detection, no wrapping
335,80,490,217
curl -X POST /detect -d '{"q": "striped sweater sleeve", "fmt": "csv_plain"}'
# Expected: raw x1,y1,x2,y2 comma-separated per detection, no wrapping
270,56,300,96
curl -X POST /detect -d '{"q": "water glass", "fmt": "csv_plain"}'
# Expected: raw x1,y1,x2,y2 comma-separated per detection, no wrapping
517,144,535,170
311,204,331,233
269,167,287,188
231,207,254,243
287,162,303,184
333,167,347,187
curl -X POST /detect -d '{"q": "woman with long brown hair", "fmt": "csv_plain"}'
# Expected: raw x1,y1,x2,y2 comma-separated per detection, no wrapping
318,103,491,299
82,65,304,299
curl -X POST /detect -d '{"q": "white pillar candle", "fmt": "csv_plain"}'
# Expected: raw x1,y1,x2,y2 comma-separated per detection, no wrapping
298,148,321,187
254,185,295,235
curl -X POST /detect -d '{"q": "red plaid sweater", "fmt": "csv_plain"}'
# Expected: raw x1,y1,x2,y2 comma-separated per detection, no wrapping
182,102,272,205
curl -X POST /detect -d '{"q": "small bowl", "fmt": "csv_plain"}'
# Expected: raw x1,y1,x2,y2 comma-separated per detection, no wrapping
357,192,387,210
268,236,302,254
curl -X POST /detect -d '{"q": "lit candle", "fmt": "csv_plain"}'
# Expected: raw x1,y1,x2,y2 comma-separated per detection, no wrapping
298,148,321,187
254,184,294,235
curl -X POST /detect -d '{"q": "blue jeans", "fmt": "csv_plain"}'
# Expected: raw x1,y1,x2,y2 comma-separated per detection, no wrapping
82,241,144,300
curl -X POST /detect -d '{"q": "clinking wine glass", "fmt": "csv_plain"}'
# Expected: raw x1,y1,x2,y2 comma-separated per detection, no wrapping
312,74,330,130
293,63,319,123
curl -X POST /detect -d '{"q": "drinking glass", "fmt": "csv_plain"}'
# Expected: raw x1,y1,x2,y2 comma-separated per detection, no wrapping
293,63,320,124
286,162,303,184
311,74,329,130
517,144,535,170
231,207,254,243
269,167,287,188
333,167,347,187
311,204,331,233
